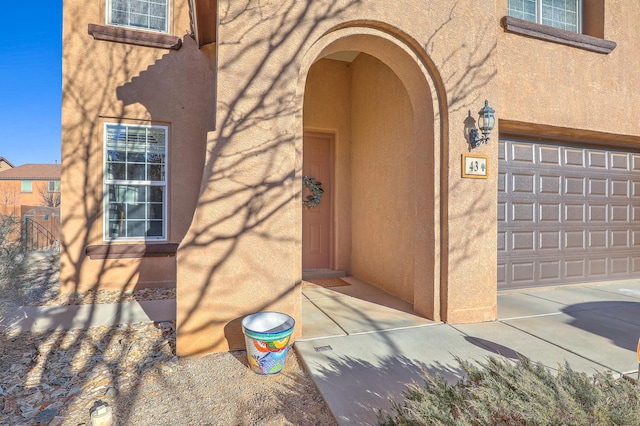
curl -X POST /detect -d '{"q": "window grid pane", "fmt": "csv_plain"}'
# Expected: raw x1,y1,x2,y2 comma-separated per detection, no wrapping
105,123,167,240
508,0,537,23
108,0,169,33
508,0,580,33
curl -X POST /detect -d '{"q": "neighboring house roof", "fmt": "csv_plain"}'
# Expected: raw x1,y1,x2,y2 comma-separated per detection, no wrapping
0,157,15,168
0,164,61,180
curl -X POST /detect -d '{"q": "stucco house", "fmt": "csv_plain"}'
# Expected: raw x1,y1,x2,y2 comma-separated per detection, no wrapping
61,1,639,356
0,164,61,208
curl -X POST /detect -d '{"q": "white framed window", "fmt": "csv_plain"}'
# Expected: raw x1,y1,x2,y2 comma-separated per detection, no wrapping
508,0,581,33
21,181,32,193
107,0,170,33
48,181,61,192
104,123,168,241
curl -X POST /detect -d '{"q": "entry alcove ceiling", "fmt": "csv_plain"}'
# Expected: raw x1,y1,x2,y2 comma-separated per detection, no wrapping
191,0,217,47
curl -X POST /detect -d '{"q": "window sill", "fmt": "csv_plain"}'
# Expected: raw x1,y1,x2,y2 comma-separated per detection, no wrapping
88,23,182,50
86,243,179,260
501,16,616,54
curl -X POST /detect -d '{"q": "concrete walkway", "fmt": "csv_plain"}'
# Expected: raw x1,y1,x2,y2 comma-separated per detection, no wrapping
2,280,640,425
295,279,640,425
0,299,175,334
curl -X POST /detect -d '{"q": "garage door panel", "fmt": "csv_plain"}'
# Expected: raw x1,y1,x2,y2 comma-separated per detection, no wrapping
540,231,560,250
497,201,507,222
511,142,535,162
565,259,586,278
588,205,607,222
564,231,585,249
498,171,506,192
611,179,630,197
564,177,585,195
610,230,629,248
540,204,560,222
564,204,585,222
498,139,640,290
497,231,506,251
610,153,629,170
512,173,535,193
588,151,607,168
540,175,561,194
588,258,607,276
512,202,535,222
512,231,535,251
564,148,585,167
497,263,506,282
512,262,535,282
611,257,630,274
588,230,608,248
540,261,561,280
539,145,561,165
588,178,607,196
610,205,629,222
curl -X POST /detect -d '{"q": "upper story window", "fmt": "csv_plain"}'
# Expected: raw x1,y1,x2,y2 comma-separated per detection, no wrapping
21,181,32,193
508,0,581,33
104,123,168,241
107,0,169,33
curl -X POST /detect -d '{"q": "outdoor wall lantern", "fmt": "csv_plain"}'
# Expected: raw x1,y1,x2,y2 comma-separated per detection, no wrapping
467,100,495,151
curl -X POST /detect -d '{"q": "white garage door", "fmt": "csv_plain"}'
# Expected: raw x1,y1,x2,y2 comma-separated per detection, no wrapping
498,138,640,290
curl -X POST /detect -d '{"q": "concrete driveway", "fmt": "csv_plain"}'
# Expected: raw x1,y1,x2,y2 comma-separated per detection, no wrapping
295,279,640,425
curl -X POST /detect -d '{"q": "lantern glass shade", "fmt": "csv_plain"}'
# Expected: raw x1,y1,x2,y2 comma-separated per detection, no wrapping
478,100,495,137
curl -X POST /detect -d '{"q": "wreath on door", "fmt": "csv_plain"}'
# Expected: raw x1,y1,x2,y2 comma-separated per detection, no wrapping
302,176,324,208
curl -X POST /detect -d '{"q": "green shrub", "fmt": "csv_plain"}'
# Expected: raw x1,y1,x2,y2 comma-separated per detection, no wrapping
0,214,28,313
379,356,640,426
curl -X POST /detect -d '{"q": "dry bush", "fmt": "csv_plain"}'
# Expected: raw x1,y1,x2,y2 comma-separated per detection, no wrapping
379,356,640,426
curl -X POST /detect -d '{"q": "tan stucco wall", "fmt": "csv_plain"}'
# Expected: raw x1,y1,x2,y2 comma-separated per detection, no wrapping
350,53,417,303
63,0,640,357
175,1,499,354
497,2,640,138
61,0,215,292
63,0,511,355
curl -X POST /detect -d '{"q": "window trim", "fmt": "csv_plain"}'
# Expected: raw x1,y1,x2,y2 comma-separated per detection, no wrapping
501,16,616,54
103,122,169,242
88,24,182,50
106,0,171,34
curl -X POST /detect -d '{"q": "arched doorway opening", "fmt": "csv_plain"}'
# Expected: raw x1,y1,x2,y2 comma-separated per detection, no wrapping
298,27,443,320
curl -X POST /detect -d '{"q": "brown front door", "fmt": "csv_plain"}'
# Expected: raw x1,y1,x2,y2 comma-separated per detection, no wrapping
302,133,332,270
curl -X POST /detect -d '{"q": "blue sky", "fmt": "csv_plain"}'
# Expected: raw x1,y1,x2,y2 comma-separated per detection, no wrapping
0,2,62,166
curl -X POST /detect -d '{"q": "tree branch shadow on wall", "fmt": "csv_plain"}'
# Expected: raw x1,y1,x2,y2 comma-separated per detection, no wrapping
49,0,362,423
39,0,502,423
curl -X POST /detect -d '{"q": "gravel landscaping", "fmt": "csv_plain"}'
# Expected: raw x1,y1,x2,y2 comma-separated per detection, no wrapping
0,252,336,425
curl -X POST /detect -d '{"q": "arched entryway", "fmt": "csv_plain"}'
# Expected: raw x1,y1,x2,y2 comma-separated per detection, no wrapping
297,25,445,321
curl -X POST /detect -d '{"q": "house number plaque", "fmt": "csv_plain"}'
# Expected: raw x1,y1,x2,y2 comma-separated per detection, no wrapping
462,154,488,179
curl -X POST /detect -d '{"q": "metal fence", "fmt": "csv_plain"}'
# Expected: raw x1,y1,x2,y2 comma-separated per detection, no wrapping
23,207,60,252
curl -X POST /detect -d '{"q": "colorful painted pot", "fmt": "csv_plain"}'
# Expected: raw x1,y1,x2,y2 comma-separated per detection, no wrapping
242,312,295,375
